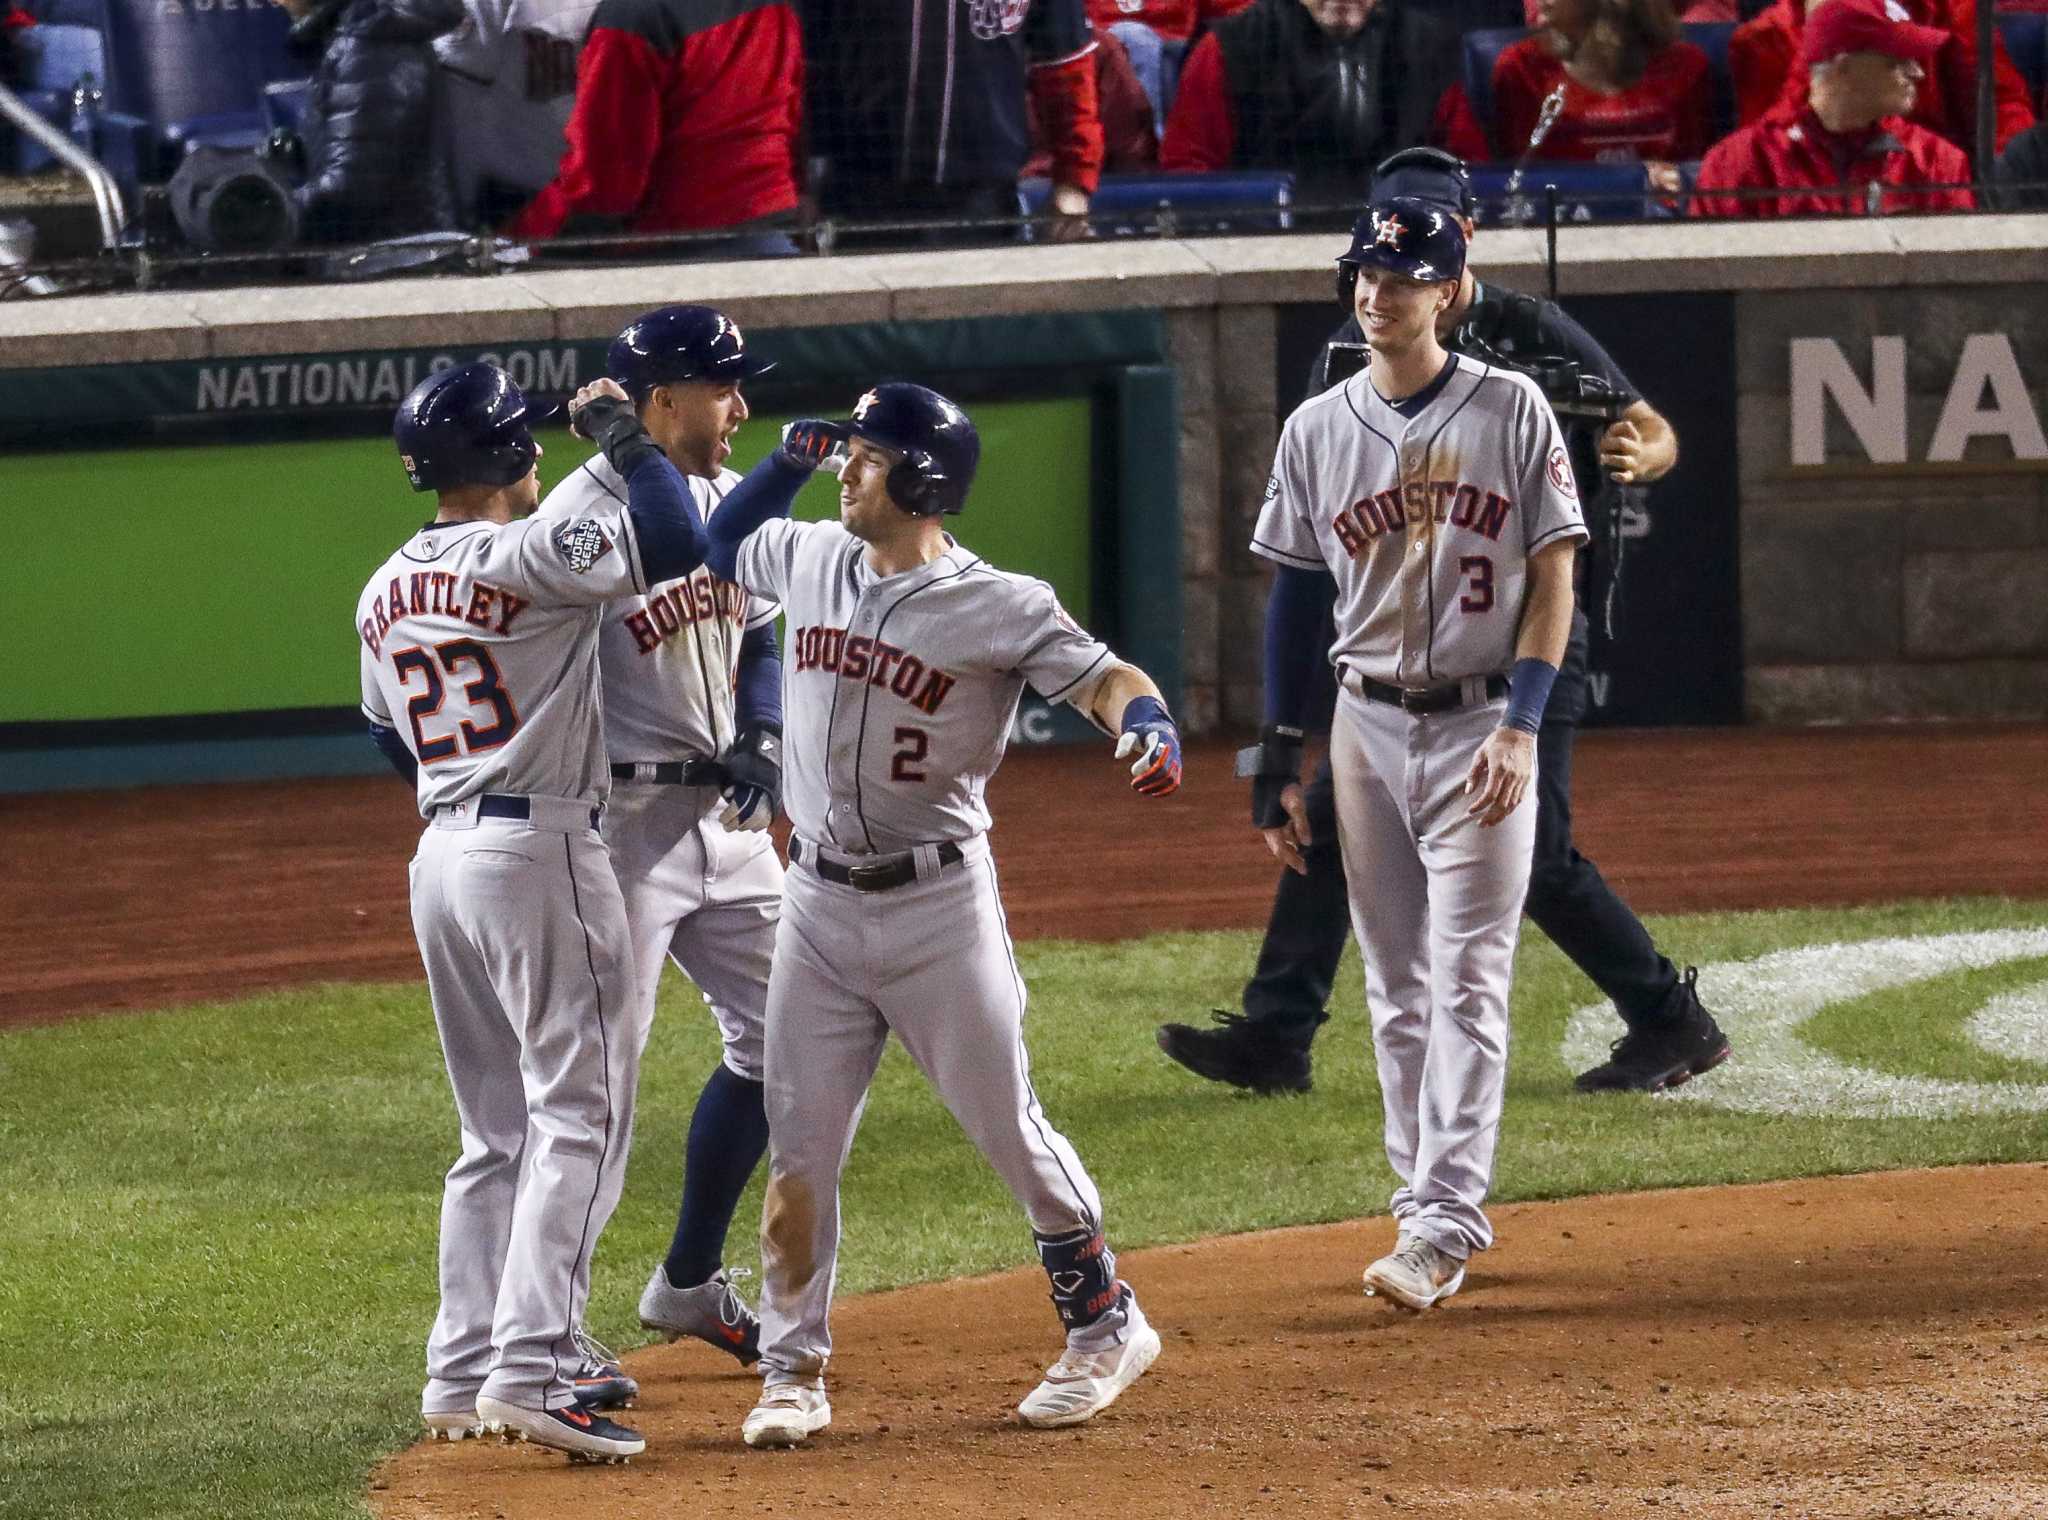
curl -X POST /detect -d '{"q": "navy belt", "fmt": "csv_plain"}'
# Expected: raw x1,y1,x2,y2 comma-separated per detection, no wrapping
789,836,964,893
611,760,724,785
1358,675,1509,714
478,794,603,830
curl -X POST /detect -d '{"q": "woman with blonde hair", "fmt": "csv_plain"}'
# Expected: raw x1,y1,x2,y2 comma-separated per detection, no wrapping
1491,0,1714,185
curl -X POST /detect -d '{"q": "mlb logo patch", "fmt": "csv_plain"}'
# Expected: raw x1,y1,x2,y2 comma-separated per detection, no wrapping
554,519,615,573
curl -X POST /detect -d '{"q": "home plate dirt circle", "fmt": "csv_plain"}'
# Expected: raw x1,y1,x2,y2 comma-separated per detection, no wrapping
373,1165,2048,1520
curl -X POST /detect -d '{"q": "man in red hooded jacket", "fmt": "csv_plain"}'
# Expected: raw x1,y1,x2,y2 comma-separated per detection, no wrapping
1694,0,1973,217
1730,0,2031,162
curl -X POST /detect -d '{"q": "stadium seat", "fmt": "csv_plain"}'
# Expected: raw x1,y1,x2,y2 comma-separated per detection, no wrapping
263,79,314,136
1681,21,1737,139
1018,171,1295,236
1996,14,2047,108
8,23,147,187
92,0,297,178
1468,160,1667,222
1463,28,1532,144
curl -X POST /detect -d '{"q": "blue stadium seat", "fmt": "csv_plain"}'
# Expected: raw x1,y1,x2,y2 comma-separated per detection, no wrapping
1463,27,1532,145
1468,161,1667,221
1681,21,1737,139
8,22,147,186
1997,14,2048,109
89,0,298,177
1019,171,1295,236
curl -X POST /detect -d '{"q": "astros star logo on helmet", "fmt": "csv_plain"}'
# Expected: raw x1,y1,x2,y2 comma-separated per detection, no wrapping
1374,213,1406,247
853,389,880,420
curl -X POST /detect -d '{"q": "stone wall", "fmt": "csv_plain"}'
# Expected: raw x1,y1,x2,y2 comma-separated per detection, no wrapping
8,216,2048,729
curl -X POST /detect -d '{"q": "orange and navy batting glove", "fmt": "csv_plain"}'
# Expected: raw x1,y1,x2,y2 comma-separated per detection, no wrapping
1115,696,1182,798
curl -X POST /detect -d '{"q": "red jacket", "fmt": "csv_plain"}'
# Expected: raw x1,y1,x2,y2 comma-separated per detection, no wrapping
1730,0,2032,159
1083,0,1251,44
1492,38,1715,163
508,0,801,240
3,6,32,26
1691,104,1974,215
1027,25,1155,177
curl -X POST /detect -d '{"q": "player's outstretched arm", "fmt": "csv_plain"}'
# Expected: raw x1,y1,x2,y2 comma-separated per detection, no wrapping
1246,566,1335,873
702,419,844,582
1465,538,1577,827
569,378,708,582
1084,664,1183,798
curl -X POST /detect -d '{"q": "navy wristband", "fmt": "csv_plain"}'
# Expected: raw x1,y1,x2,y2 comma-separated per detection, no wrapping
1502,657,1558,736
1121,694,1172,732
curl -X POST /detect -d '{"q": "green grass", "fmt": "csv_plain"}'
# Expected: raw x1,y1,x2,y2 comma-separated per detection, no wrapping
4,898,2048,1519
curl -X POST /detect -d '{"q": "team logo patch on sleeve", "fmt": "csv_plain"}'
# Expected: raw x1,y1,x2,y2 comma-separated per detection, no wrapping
1547,446,1575,497
554,519,615,573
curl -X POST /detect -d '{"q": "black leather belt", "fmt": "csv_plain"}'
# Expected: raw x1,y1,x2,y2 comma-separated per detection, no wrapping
1358,675,1509,714
478,794,603,829
789,836,964,893
611,760,724,785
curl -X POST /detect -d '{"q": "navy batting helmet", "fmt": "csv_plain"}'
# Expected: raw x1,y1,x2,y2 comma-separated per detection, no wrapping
393,361,538,494
1336,195,1468,308
607,305,775,396
1369,146,1476,220
843,383,980,517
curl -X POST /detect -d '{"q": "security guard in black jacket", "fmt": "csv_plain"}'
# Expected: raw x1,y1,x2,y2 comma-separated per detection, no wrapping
1159,147,1731,1097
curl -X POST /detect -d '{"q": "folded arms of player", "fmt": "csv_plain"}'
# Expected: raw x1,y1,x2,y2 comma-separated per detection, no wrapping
1465,537,1576,827
1247,565,1336,874
568,379,708,583
367,721,419,785
702,419,844,583
717,623,785,831
1081,663,1183,798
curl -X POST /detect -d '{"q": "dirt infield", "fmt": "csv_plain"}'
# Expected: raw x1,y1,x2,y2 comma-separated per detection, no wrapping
3,723,2044,1027
372,1166,2048,1520
9,724,2048,1518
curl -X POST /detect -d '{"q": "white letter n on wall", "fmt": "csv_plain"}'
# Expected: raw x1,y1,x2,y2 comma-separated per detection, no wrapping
1790,336,1906,466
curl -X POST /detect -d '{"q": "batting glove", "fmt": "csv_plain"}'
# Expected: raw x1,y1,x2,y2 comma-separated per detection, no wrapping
571,393,662,477
1115,696,1182,798
715,724,782,832
777,419,846,474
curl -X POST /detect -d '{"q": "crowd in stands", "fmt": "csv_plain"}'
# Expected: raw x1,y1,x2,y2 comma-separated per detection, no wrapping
5,0,2048,255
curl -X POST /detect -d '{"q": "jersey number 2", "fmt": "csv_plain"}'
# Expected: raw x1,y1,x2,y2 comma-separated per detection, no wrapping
891,726,929,783
1458,556,1495,614
392,639,519,763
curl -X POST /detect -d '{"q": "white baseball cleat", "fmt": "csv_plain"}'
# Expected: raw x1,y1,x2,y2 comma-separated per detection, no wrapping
422,1409,484,1441
476,1393,646,1464
1017,1294,1163,1429
742,1381,831,1448
1362,1233,1467,1310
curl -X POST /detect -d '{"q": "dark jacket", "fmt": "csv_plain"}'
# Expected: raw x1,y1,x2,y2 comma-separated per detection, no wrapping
1205,0,1463,205
290,0,464,243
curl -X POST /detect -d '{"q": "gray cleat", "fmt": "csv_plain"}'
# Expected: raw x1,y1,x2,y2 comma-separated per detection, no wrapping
639,1263,762,1366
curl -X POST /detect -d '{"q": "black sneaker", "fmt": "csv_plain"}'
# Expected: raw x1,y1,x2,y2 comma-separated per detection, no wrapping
1156,1011,1313,1094
1573,967,1732,1093
477,1394,645,1464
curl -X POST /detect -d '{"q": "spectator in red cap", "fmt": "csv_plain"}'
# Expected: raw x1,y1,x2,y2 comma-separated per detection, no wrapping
1491,0,1714,188
1730,0,2032,161
1692,0,1973,216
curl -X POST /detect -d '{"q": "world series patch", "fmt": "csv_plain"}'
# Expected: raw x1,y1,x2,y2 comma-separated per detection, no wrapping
554,519,615,574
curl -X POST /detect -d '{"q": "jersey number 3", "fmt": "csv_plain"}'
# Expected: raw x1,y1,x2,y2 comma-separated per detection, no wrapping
392,639,519,763
1458,555,1495,614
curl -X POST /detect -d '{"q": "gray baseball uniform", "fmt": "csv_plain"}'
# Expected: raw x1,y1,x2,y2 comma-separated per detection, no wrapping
1253,354,1586,1258
538,457,783,1079
727,518,1141,1383
358,503,646,1417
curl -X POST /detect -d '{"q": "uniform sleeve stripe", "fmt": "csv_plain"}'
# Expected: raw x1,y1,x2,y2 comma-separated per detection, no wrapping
360,702,391,723
1529,521,1589,553
1251,537,1325,569
1038,644,1114,701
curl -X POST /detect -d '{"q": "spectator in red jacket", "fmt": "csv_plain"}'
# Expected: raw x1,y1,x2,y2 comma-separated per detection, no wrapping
1692,0,1973,215
1493,0,1714,185
506,0,802,253
1731,0,2032,161
1027,24,1160,175
1085,0,1253,127
1160,0,1470,211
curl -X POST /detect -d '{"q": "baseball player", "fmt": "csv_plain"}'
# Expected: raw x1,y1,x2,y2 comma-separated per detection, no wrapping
1161,146,1728,1097
1245,198,1585,1309
698,383,1182,1447
536,305,781,1373
358,360,713,1462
